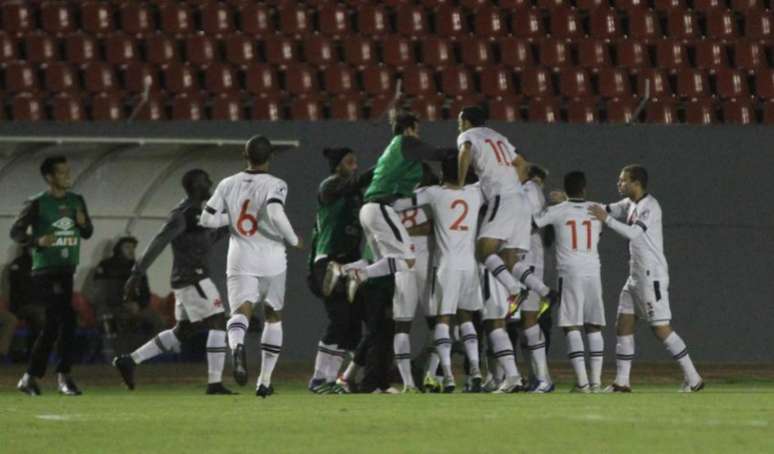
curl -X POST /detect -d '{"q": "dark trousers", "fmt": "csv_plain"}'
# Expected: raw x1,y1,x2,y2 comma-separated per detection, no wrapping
27,273,76,378
354,277,395,392
311,259,363,351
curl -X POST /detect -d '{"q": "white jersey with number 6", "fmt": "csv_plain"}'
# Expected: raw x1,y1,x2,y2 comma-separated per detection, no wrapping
204,170,289,276
534,199,603,275
457,126,521,202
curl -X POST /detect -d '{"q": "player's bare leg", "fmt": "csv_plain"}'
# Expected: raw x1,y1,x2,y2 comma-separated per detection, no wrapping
564,326,589,392
458,310,482,392
651,323,703,392
584,324,604,392
485,319,524,393
227,303,253,386
607,313,636,392
521,310,552,392
257,305,283,398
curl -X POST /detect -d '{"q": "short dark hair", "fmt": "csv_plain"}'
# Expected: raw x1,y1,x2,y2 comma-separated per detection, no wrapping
392,112,418,135
440,149,459,184
564,171,587,198
245,135,272,165
528,164,548,182
623,164,648,190
460,106,487,127
40,155,67,179
181,168,209,195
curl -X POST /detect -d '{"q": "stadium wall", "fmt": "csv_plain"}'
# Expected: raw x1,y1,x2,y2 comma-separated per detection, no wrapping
0,122,772,363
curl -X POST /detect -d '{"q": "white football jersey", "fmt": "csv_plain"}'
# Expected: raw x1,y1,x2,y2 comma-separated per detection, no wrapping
534,199,603,275
457,126,521,201
205,170,289,276
398,205,430,257
606,194,668,278
414,184,483,270
522,180,546,270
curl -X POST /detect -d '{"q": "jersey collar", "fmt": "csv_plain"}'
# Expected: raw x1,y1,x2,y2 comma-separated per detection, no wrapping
567,198,586,202
243,169,267,175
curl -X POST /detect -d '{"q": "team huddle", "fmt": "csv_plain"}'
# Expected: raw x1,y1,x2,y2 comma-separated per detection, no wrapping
109,106,703,397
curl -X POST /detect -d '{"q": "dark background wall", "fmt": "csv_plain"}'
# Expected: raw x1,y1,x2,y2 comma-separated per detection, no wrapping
1,122,772,363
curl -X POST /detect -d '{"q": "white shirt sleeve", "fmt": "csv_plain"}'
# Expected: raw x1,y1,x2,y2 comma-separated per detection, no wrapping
533,204,558,229
200,181,228,228
605,198,630,221
266,202,298,247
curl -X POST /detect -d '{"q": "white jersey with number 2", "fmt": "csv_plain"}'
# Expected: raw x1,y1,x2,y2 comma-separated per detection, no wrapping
457,126,521,201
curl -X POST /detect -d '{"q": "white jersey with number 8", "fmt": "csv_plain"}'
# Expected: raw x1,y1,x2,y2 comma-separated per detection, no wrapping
534,200,603,276
457,126,521,202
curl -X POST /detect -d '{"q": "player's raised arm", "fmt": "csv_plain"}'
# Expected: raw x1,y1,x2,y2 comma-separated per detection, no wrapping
126,210,187,298
457,141,472,187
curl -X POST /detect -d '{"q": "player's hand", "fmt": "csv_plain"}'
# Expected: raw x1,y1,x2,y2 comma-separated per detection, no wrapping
292,236,305,250
37,234,56,247
124,275,141,302
76,208,87,227
588,204,608,222
549,191,567,204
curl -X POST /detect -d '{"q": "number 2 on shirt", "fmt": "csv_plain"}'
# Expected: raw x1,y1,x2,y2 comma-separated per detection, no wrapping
566,219,592,250
449,199,469,231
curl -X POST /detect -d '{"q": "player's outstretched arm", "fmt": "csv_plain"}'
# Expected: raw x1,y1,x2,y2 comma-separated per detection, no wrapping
588,204,646,240
126,212,186,299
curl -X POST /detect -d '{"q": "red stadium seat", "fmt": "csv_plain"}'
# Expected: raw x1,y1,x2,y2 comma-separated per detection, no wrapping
566,98,599,123
211,93,245,120
329,96,362,120
715,68,750,98
284,64,319,96
304,35,337,67
460,37,494,67
744,10,774,41
357,5,390,36
474,7,507,37
528,98,561,123
65,33,98,64
12,93,45,121
161,63,198,93
43,62,78,92
323,64,357,94
480,67,515,98
278,4,311,37
706,10,739,42
52,93,86,122
172,94,205,120
225,34,258,66
498,38,535,69
731,0,764,12
4,61,39,93
653,0,686,12
613,0,648,10
589,7,622,41
264,37,299,67
627,7,662,43
132,95,167,121
24,32,58,64
244,63,281,95
91,92,124,120
344,38,376,68
722,98,755,123
421,38,455,67
754,69,774,99
606,97,637,123
440,67,475,97
655,39,689,70
402,66,436,96
120,3,156,37
383,35,415,69
666,10,700,41
200,2,234,36
81,2,114,36
361,65,395,95
186,34,218,66
41,2,76,36
577,38,612,69
460,0,490,8
145,33,179,65
0,33,17,63
290,98,323,120
762,100,774,124
684,98,717,124
597,68,632,98
644,98,678,124
559,68,593,98
368,95,394,119
694,39,730,70
488,97,523,121
511,8,545,40
159,3,194,36
105,33,139,65
435,6,468,38
539,38,572,69
676,69,710,98
692,0,725,12
616,39,650,68
2,3,34,37
83,62,119,93
396,5,429,37
204,63,239,93
447,94,485,118
734,40,766,71
319,4,350,38
238,3,274,36
409,96,444,121
521,68,555,97
636,69,673,98
121,62,160,94
576,0,607,10
550,6,584,40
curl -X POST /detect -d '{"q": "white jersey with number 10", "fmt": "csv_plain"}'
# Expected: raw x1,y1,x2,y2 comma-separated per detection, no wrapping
457,126,521,201
534,200,603,275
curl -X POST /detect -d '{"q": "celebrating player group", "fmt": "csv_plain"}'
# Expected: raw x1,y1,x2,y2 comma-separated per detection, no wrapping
108,106,703,397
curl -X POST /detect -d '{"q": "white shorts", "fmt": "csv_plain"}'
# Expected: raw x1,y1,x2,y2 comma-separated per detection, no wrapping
479,192,531,252
413,251,434,317
360,202,415,261
392,269,418,322
482,267,509,320
617,275,671,326
433,267,483,316
227,272,287,313
557,273,605,327
520,266,543,312
173,278,225,323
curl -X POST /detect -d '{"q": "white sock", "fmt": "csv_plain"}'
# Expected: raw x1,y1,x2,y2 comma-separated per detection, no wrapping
342,360,360,382
489,328,520,380
615,334,634,387
484,255,520,295
566,330,589,387
663,332,701,385
434,323,453,379
258,321,283,388
131,329,180,364
206,330,227,384
587,331,604,386
327,347,346,382
365,257,409,278
393,332,415,388
459,321,480,376
312,341,335,381
523,324,549,383
426,351,440,377
227,314,249,350
511,262,550,297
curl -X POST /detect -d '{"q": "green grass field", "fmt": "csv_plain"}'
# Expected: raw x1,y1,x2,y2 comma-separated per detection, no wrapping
2,364,773,454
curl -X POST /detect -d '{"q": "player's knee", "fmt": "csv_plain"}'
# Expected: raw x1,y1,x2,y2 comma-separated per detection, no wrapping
395,320,411,333
584,324,602,333
457,310,473,323
521,311,539,327
264,306,282,323
405,259,415,269
437,315,451,325
563,326,581,333
650,323,672,340
204,313,226,330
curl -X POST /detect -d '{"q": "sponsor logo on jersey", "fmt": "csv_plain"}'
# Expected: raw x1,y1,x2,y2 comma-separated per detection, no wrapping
52,217,75,231
53,237,78,247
